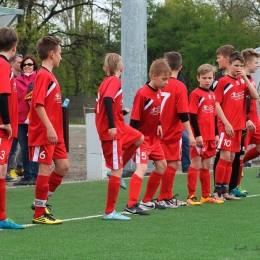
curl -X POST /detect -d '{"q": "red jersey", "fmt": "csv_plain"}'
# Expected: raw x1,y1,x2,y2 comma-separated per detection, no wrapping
215,75,249,131
0,55,18,138
130,84,161,145
189,87,216,141
28,67,63,146
247,76,260,127
95,76,124,140
160,77,189,144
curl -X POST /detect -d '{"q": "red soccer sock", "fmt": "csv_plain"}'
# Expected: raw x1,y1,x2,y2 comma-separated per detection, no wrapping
215,158,228,184
243,147,260,163
158,165,176,201
237,159,244,186
49,171,63,193
34,175,50,218
123,144,139,166
127,173,142,207
143,171,163,202
200,168,210,198
105,175,120,215
0,178,6,221
187,167,198,198
223,161,233,184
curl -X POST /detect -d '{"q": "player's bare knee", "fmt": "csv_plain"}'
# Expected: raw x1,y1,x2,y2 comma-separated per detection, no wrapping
155,160,167,174
135,135,144,147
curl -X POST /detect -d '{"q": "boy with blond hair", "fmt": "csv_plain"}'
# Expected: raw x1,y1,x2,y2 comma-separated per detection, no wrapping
187,64,223,205
95,53,143,220
214,52,258,200
123,58,171,215
0,27,24,229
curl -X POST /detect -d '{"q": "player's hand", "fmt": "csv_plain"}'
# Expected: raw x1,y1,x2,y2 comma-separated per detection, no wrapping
237,68,246,79
224,122,234,137
123,108,130,115
108,128,117,138
215,135,219,146
188,134,196,147
0,124,12,139
157,125,163,139
246,120,256,131
196,136,203,148
47,126,58,144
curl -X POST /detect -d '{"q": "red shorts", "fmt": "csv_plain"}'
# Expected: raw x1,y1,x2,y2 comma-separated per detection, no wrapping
134,139,165,164
217,130,242,152
190,140,216,159
0,137,13,165
244,125,260,149
101,139,123,170
29,142,68,165
161,140,182,161
122,125,142,150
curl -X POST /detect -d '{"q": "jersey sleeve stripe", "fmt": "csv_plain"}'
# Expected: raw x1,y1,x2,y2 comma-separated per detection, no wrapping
144,99,153,110
198,97,205,107
212,81,218,91
46,82,56,97
114,88,122,99
223,84,233,95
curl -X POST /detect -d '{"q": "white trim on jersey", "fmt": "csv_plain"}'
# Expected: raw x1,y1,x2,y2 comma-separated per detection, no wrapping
32,146,40,162
112,140,119,170
212,81,218,90
198,97,205,108
144,100,154,111
217,132,225,150
46,82,57,97
223,84,233,95
135,147,141,164
114,88,123,99
10,71,14,80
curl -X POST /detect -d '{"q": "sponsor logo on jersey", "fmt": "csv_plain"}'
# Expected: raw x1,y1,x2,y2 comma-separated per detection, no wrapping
202,105,214,113
54,93,62,103
230,91,244,100
150,106,161,115
240,79,245,84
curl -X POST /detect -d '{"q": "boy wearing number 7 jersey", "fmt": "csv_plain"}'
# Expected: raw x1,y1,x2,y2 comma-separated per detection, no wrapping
157,51,196,207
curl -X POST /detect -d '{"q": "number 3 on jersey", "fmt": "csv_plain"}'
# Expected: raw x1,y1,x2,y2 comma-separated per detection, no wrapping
161,92,171,113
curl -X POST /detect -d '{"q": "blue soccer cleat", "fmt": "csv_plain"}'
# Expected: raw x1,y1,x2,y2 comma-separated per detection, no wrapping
107,170,127,189
103,210,131,220
0,219,24,229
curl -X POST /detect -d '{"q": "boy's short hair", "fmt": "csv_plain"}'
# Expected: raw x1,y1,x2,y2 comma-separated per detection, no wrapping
241,48,260,62
149,58,172,78
0,27,18,52
216,45,235,57
197,64,216,76
104,53,123,76
229,51,244,64
163,51,182,71
36,36,61,60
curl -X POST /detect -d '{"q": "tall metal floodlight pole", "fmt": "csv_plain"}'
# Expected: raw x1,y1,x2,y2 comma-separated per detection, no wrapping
121,0,147,112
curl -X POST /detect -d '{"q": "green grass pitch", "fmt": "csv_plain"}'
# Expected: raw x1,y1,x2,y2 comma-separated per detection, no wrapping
2,167,260,260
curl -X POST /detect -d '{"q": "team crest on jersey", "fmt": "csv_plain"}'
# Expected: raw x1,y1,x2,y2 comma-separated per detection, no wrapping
150,106,161,115
54,93,62,103
157,94,160,99
202,105,214,113
208,94,212,99
13,81,17,92
231,91,244,100
235,80,240,85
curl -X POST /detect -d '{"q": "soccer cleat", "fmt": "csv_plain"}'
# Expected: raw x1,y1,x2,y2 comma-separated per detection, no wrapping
9,169,18,179
237,185,248,194
31,203,52,215
157,199,178,209
107,170,127,189
32,212,62,224
222,193,241,200
0,218,24,229
229,187,246,197
139,200,166,210
186,195,201,206
5,174,17,182
124,204,150,215
168,194,187,206
200,196,224,204
103,210,131,220
213,192,226,201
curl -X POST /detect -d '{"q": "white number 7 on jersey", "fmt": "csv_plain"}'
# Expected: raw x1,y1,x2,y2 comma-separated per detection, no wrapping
161,92,171,113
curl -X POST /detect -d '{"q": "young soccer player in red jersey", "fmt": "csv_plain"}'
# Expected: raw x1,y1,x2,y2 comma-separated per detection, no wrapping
0,27,24,229
95,53,143,220
187,64,223,205
156,52,196,208
213,51,258,201
123,58,171,215
237,49,260,192
28,36,69,225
